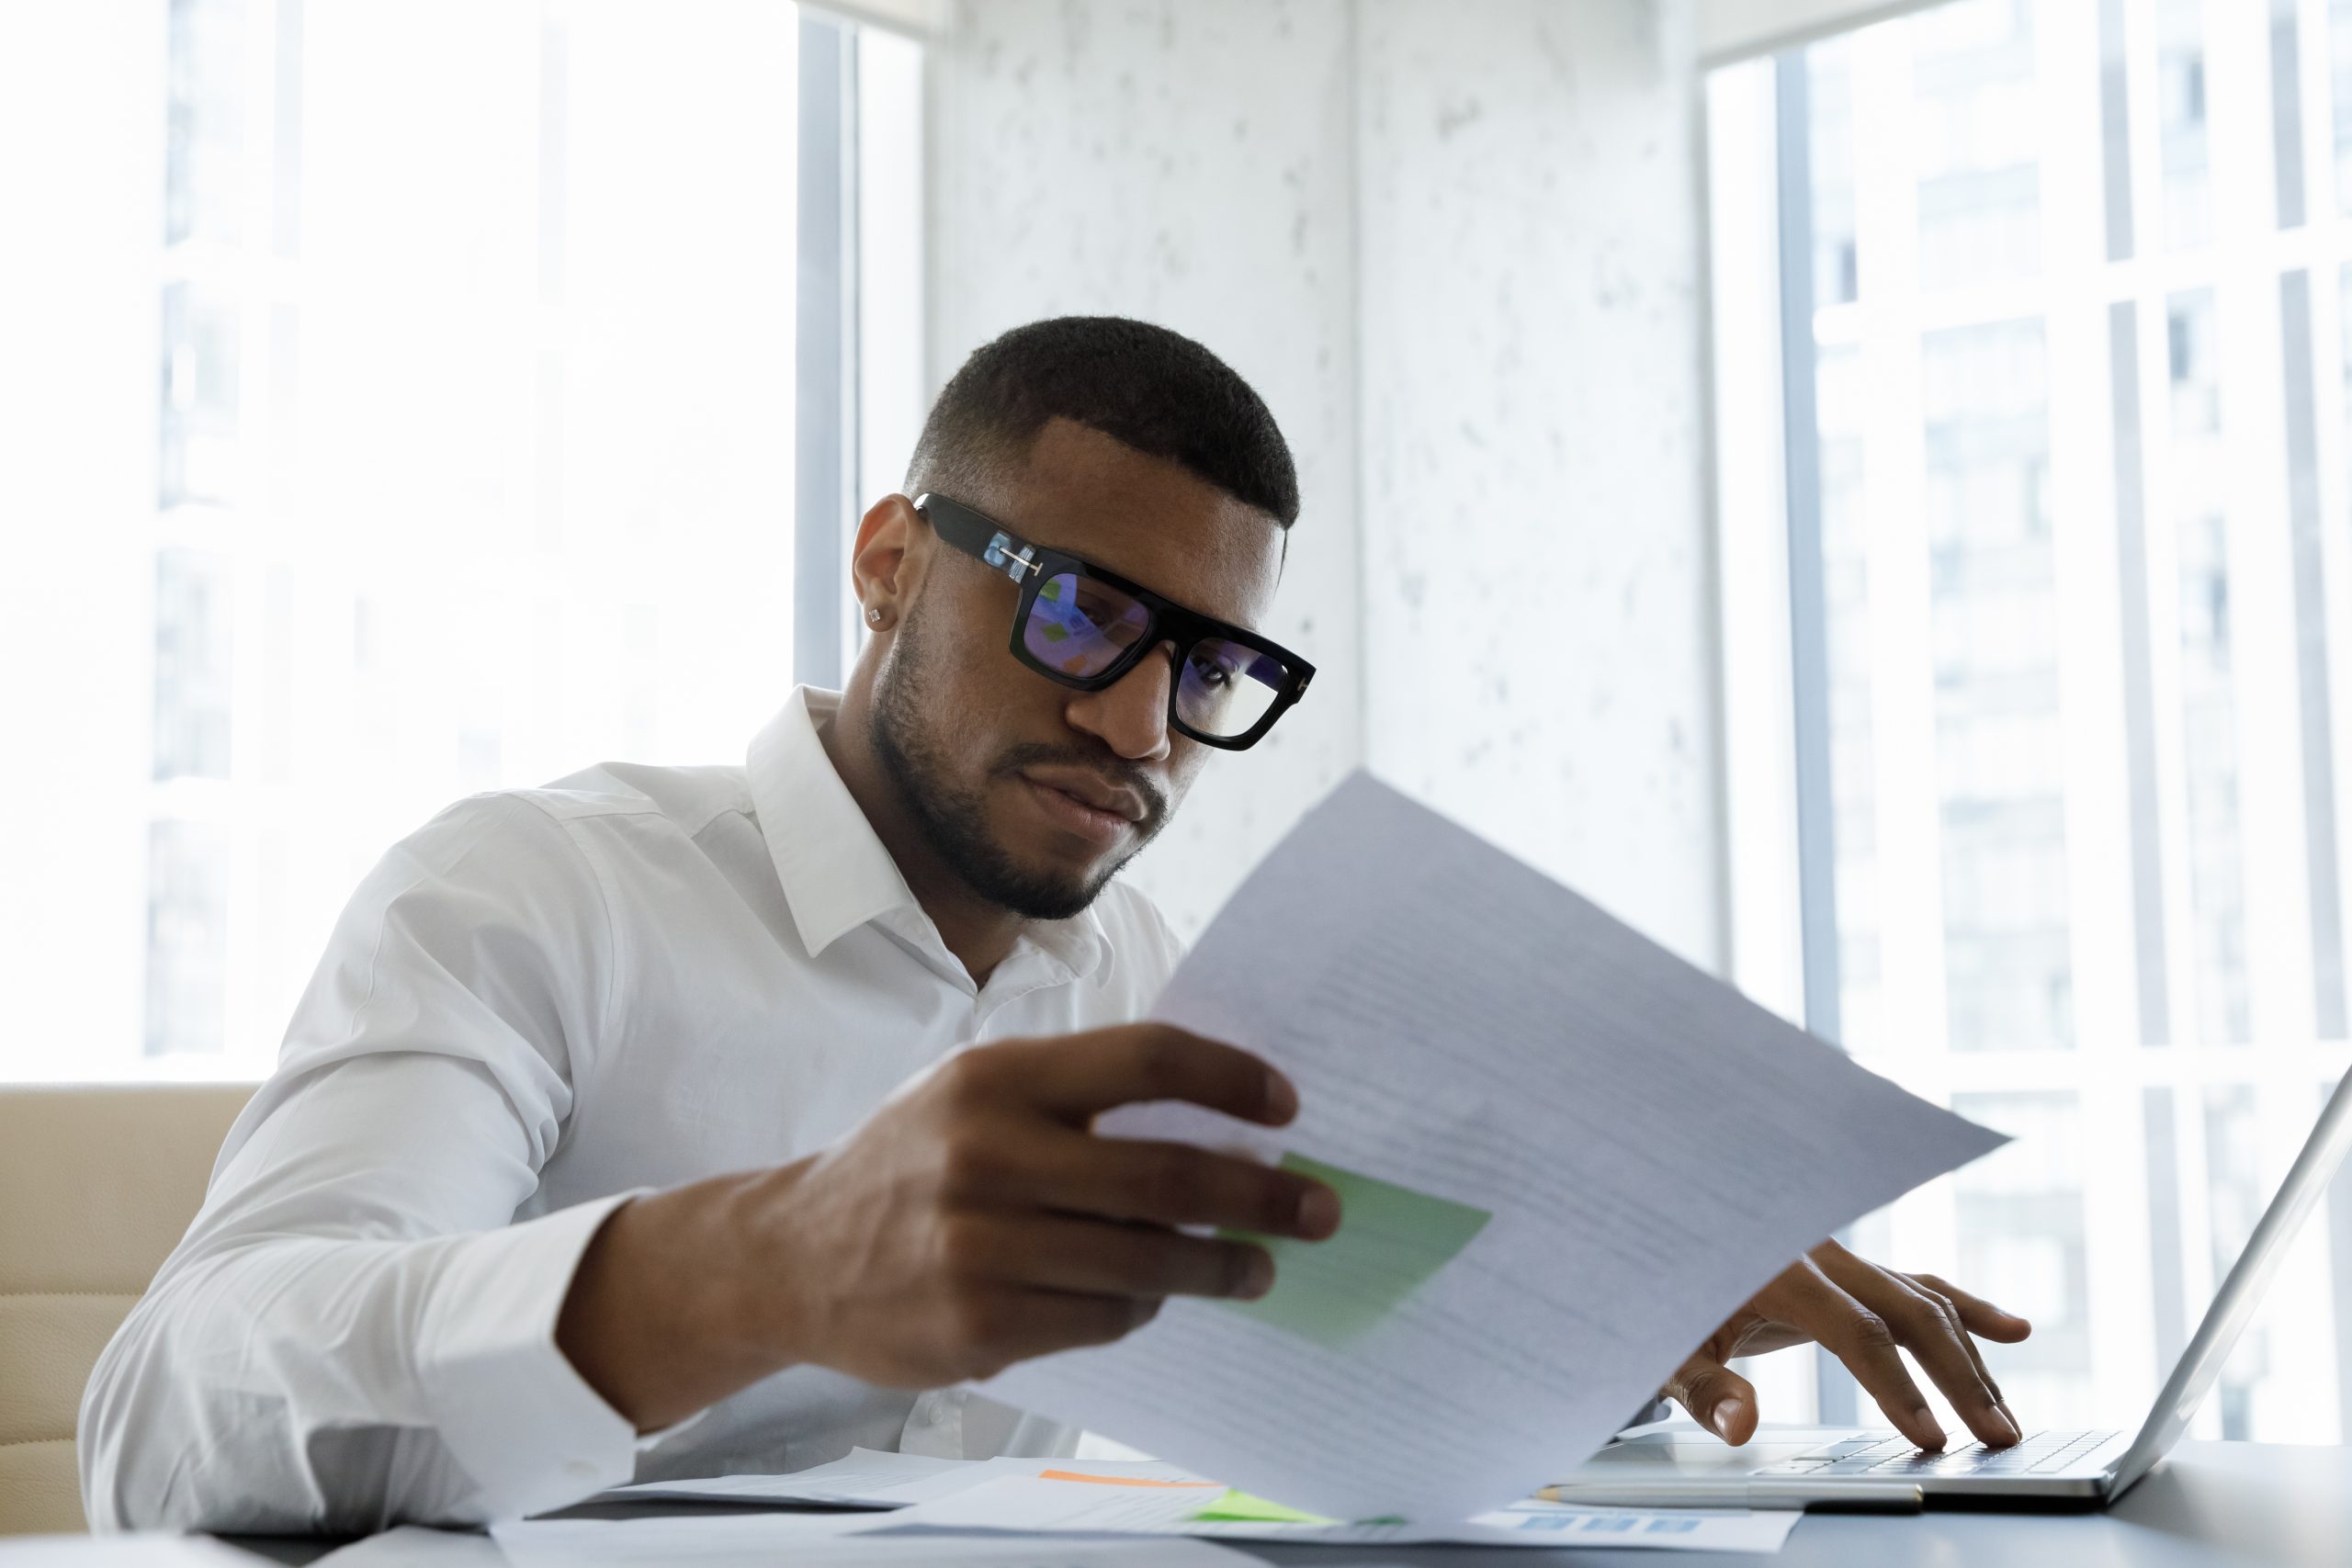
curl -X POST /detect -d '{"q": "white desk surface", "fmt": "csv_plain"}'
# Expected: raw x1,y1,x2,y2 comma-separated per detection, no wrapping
203,1440,2352,1568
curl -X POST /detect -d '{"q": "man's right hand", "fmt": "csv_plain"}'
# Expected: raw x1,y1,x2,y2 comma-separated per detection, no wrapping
556,1024,1340,1429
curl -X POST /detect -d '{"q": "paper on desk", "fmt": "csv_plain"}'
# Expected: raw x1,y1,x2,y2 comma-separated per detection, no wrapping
493,1511,874,1566
598,1446,1204,1508
985,771,2006,1524
866,1472,1803,1552
0,1539,259,1566
493,1514,1253,1568
310,1526,512,1565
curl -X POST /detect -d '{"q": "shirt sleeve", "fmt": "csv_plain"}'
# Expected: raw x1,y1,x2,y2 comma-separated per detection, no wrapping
78,792,672,1534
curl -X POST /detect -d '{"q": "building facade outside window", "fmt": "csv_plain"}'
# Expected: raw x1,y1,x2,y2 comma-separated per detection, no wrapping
0,1,922,1082
1713,0,2352,1446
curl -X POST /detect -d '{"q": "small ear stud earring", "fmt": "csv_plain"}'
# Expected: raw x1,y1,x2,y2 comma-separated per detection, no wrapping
866,606,883,625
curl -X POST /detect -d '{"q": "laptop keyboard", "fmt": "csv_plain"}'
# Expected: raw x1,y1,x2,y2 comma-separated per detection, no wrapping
1758,1428,2119,1477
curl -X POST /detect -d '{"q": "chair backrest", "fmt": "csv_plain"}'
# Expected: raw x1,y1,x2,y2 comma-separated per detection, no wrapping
0,1083,254,1536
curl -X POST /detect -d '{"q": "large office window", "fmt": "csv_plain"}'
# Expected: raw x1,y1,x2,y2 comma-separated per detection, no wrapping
1713,0,2352,1443
0,3,923,1081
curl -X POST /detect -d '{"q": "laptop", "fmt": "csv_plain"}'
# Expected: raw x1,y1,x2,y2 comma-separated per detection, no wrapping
1550,1066,2352,1510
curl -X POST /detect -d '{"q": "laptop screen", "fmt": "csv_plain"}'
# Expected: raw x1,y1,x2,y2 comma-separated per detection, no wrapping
2112,1067,2352,1492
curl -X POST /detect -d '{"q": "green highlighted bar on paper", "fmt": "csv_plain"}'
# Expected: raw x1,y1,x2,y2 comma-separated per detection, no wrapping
1190,1488,1334,1525
1216,1152,1491,1348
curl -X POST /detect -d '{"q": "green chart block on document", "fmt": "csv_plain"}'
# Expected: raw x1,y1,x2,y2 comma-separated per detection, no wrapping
1190,1488,1335,1525
1217,1152,1491,1348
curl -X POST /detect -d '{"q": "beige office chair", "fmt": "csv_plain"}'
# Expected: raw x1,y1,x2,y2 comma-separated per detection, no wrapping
0,1084,254,1536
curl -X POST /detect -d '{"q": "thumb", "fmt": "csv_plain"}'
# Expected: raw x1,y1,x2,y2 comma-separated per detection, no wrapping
1665,1352,1758,1446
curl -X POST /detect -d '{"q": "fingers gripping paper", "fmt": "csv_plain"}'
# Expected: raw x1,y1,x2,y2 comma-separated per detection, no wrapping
982,772,2005,1525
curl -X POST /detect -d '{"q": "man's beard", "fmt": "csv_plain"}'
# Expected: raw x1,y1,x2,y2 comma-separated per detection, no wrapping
869,607,1166,921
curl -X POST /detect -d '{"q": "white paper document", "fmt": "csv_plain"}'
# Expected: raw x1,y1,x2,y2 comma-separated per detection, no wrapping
0,1539,259,1567
494,1514,1252,1568
868,1472,1803,1553
310,1526,513,1565
985,772,2006,1524
598,1446,1203,1508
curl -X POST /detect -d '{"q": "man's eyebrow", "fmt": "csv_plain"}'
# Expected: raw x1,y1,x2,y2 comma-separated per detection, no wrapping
1058,545,1266,631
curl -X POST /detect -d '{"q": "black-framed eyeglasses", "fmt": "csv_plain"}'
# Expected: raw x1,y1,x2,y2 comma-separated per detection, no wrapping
913,492,1314,751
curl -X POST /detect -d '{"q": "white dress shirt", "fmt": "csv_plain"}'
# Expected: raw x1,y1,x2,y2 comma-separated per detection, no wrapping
78,687,1187,1534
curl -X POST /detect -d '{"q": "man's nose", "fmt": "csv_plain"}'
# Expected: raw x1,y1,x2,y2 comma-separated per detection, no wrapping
1063,644,1175,761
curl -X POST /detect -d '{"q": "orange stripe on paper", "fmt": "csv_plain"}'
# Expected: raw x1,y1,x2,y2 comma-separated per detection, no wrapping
1037,1470,1221,1488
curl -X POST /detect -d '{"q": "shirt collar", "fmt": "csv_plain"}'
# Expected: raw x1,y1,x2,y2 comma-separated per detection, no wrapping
746,687,1113,984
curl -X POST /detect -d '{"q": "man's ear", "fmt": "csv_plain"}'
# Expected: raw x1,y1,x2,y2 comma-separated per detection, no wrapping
851,494,923,628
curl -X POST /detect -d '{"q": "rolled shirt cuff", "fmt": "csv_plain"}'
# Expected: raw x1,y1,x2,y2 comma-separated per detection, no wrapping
414,1190,683,1519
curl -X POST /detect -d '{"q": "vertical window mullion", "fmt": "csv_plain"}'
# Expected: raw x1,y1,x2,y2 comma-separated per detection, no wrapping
2208,0,2317,1061
2043,0,2167,1420
2280,268,2346,1043
796,12,857,693
1770,43,1860,1430
2308,0,2352,1445
1776,48,1843,1058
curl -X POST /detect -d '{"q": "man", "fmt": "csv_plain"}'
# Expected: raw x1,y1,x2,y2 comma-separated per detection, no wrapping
81,317,2030,1534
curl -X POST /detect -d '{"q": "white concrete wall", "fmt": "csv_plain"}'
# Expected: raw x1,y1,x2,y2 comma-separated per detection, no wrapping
1356,0,1724,970
924,0,1363,938
924,0,1724,967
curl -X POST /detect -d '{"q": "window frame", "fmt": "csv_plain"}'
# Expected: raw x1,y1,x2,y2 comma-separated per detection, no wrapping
0,1,926,1085
1709,0,2352,1442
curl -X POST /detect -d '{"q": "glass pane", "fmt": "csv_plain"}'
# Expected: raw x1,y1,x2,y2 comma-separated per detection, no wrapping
2186,1084,2342,1442
165,0,243,248
3,1,835,1081
1952,1091,2091,1423
2158,0,2211,249
2321,1077,2352,1428
1911,0,2042,289
1923,320,2073,1053
143,819,228,1059
153,548,235,782
1817,343,1882,1050
2201,1086,2267,1438
2166,289,2251,1044
159,280,241,510
2332,0,2352,214
2098,0,2135,260
2274,0,2309,230
1720,0,2352,1450
1811,37,1860,306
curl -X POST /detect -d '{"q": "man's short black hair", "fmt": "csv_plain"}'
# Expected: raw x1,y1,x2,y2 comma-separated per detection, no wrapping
907,316,1299,526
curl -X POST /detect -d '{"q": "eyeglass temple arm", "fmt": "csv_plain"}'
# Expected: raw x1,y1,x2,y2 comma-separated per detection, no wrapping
918,495,1043,585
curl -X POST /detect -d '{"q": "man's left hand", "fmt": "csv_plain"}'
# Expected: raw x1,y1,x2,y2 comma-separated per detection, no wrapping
1662,1238,2032,1451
